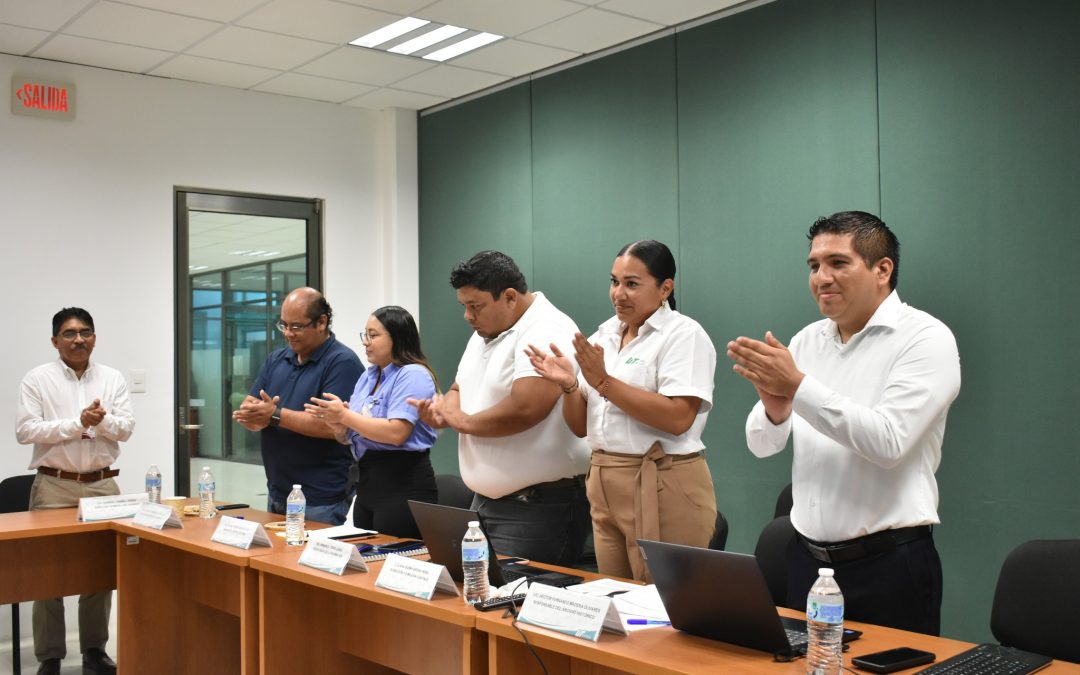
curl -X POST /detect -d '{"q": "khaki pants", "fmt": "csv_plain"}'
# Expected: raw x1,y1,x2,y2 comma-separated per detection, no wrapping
586,444,716,581
30,473,118,661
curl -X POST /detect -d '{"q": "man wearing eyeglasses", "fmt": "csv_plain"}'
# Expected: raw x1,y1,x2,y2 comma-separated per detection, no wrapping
16,307,134,675
233,287,362,525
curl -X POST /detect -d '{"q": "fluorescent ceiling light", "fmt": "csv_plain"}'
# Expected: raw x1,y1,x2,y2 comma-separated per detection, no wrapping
424,32,502,62
350,17,429,48
388,24,467,55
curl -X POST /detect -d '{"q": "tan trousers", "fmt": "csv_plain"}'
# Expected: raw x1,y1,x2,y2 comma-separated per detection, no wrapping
586,443,717,581
30,472,118,661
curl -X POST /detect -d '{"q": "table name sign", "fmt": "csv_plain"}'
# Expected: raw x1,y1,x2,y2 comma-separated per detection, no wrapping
517,584,628,642
375,554,458,600
210,516,272,550
78,493,148,521
298,538,369,575
132,502,183,530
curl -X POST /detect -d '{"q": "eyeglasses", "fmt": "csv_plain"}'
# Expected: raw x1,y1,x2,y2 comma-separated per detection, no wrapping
59,329,95,340
360,331,385,346
275,320,316,334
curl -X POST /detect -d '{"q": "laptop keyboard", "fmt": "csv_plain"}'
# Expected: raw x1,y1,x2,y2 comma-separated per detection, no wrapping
915,644,1052,675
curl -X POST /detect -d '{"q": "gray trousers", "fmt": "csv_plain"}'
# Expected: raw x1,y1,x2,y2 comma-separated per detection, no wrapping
29,473,118,661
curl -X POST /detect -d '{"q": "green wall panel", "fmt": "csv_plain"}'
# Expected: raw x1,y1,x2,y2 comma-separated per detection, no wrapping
676,0,881,556
531,37,680,334
877,0,1080,642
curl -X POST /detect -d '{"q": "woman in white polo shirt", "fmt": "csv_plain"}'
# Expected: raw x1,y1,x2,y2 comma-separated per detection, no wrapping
526,240,717,581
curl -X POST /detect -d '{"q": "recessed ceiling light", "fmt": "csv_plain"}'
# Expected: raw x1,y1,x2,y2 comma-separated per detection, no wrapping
389,24,467,56
424,32,502,62
348,17,502,62
350,17,430,48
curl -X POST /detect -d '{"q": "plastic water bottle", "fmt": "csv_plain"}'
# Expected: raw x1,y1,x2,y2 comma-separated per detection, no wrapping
806,567,844,675
145,464,161,504
285,484,306,546
197,466,216,518
462,520,489,604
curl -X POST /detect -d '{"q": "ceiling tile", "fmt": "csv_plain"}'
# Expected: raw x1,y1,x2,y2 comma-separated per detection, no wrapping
519,7,660,52
150,54,280,89
65,2,222,52
0,23,51,55
252,72,375,103
238,0,399,45
420,0,583,37
188,26,337,71
392,64,507,99
297,46,434,86
598,0,743,26
32,34,172,73
0,0,93,32
344,87,447,111
334,0,434,14
449,38,578,77
122,0,267,23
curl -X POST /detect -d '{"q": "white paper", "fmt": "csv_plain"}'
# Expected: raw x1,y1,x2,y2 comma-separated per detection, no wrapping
375,554,458,600
612,584,670,631
568,578,642,597
298,538,369,575
132,502,182,530
210,516,271,550
77,493,148,521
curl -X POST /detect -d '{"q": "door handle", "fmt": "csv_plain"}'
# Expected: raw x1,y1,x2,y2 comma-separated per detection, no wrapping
179,424,203,430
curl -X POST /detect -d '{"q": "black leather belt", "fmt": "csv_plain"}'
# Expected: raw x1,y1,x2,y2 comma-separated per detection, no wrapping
798,525,932,565
507,475,585,501
37,466,119,483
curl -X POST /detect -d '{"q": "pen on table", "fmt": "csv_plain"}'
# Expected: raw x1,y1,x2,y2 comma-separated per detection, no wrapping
626,619,671,626
329,533,377,541
216,503,249,511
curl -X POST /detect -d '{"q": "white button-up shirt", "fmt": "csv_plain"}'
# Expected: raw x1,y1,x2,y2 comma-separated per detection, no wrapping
746,292,960,542
16,358,135,473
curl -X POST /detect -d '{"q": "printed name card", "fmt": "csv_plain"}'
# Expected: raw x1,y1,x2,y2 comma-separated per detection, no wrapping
77,493,148,521
517,584,628,642
210,516,272,550
298,538,369,575
132,502,183,530
375,554,458,600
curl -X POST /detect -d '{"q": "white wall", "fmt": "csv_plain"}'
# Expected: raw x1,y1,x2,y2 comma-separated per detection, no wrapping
0,53,419,494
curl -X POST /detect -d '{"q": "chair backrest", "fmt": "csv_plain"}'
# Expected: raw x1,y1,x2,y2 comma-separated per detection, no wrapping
990,539,1080,664
434,474,474,510
0,474,35,514
774,483,793,519
708,510,729,550
753,515,796,608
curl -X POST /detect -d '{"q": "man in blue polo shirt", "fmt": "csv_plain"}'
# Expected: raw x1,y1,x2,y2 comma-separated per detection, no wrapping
232,287,362,525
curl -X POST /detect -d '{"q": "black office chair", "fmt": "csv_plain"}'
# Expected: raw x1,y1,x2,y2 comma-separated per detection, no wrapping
707,511,729,551
0,473,36,675
754,515,796,609
434,474,474,510
990,539,1080,664
774,482,793,518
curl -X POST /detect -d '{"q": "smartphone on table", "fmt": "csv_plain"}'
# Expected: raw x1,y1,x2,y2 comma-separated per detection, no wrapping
852,647,935,673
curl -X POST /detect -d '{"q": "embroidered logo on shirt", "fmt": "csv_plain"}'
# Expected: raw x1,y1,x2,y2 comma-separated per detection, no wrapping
624,357,644,365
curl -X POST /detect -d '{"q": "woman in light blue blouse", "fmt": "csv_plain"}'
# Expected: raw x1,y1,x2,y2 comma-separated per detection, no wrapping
306,306,439,537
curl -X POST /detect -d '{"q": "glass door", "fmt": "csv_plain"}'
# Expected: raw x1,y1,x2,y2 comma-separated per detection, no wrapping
175,189,322,498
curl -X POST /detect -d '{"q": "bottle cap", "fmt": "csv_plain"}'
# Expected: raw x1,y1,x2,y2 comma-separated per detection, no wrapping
292,484,301,489
818,568,834,576
467,520,480,528
202,466,210,471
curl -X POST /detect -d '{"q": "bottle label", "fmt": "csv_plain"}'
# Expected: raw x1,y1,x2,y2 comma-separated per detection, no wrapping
145,477,161,488
462,545,488,562
807,600,844,624
286,502,305,516
199,481,215,492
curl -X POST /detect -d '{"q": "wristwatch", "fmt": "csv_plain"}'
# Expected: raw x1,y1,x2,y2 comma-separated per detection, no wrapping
268,406,282,428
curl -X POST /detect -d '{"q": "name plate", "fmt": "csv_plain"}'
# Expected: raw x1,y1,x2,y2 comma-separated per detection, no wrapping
77,493,148,521
298,538,369,575
518,584,628,641
210,516,272,550
375,554,458,600
132,502,183,530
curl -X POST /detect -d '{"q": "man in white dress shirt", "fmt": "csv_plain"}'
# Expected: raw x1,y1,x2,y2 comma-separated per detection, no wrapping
727,211,960,635
16,307,133,675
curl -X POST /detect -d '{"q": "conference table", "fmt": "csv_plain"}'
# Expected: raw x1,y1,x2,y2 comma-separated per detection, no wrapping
5,507,1080,675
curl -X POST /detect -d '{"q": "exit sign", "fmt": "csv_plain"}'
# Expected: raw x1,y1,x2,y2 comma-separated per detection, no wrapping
12,76,76,120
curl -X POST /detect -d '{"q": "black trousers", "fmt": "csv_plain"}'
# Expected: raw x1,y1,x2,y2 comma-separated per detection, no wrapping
351,450,437,538
786,531,943,636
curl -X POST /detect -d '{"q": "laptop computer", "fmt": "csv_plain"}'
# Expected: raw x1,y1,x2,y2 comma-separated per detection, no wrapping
408,500,583,589
638,539,860,661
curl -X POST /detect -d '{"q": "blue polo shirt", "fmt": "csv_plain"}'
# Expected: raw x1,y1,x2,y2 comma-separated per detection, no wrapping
250,333,362,505
347,362,438,460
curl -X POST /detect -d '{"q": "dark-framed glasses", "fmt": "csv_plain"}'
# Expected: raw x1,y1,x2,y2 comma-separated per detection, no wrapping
59,329,95,340
275,320,315,334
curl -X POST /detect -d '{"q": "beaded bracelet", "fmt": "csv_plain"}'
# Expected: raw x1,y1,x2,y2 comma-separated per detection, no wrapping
561,381,579,395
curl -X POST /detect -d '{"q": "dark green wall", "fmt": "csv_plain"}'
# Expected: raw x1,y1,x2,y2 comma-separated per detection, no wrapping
418,0,1080,642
